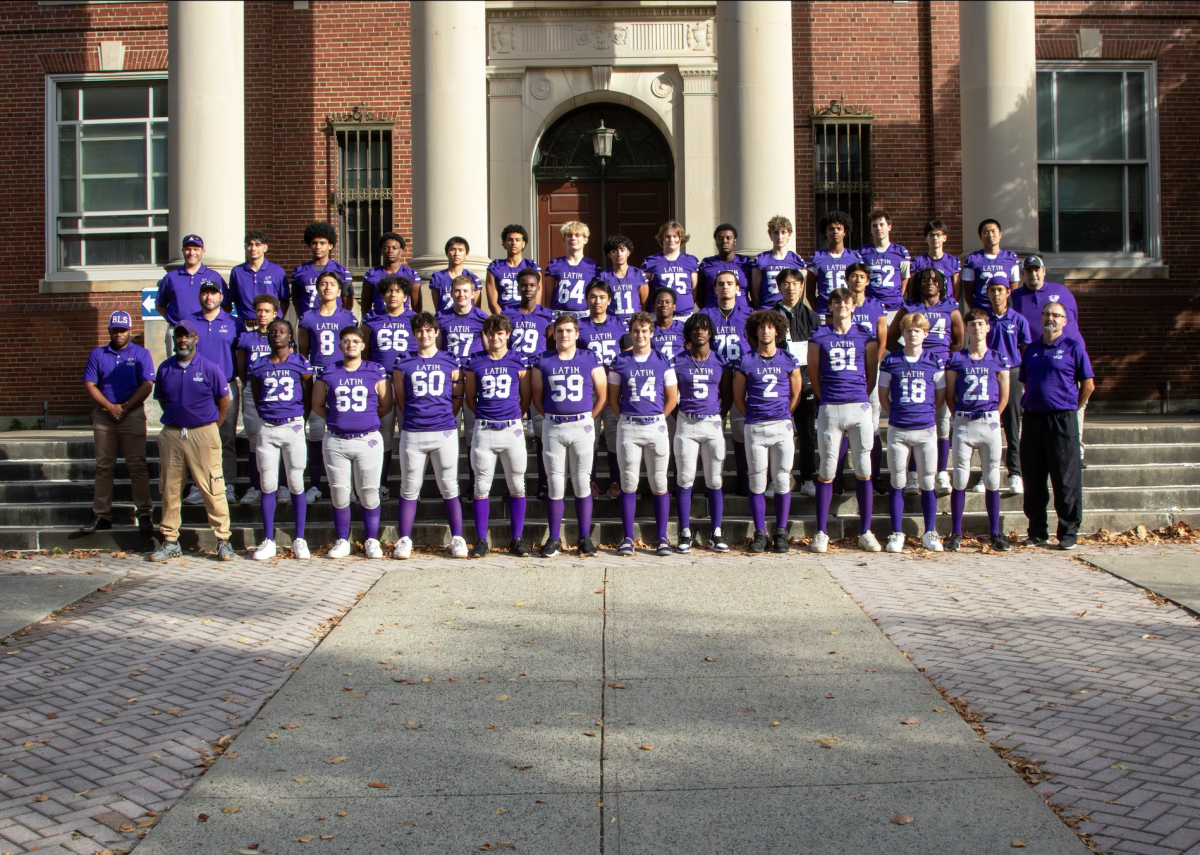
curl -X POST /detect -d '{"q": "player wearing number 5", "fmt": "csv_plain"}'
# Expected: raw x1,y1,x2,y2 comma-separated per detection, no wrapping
298,271,358,503
579,280,626,499
532,315,608,558
643,221,699,320
249,319,313,560
392,313,467,559
610,313,679,557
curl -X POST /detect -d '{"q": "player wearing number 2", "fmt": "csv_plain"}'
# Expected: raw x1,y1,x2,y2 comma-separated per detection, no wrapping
544,222,599,319
643,220,700,319
311,326,392,559
807,211,863,316
578,280,626,499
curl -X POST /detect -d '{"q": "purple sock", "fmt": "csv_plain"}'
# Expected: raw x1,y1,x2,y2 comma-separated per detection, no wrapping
937,438,950,474
548,498,565,542
815,480,833,533
508,496,526,539
855,478,873,531
307,442,324,494
576,493,593,540
653,492,670,541
443,497,463,538
773,490,791,531
362,504,381,541
261,489,277,541
473,497,490,542
920,489,937,533
677,486,693,532
332,504,351,541
950,489,965,535
620,491,637,539
749,492,767,532
397,497,417,538
249,454,262,491
289,490,306,539
707,487,723,529
889,486,904,533
985,489,1001,536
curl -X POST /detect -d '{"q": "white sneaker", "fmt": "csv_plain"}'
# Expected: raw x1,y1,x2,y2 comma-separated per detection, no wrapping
183,486,204,505
393,536,412,559
1009,474,1024,494
241,487,262,505
904,472,919,495
858,531,882,552
809,531,829,553
449,535,468,559
885,532,905,553
379,485,390,500
305,486,322,503
801,481,817,497
327,538,351,559
921,530,944,552
226,486,238,505
251,539,277,561
292,538,310,559
935,471,951,495
971,480,986,493
364,538,384,559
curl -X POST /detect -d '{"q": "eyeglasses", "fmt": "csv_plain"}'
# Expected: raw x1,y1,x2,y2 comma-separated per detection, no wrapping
1043,313,1067,321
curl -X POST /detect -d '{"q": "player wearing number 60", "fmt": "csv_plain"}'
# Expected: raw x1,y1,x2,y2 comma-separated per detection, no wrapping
249,319,314,560
310,327,391,560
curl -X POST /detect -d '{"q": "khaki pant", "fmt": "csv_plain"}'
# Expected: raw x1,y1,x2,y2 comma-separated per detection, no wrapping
158,422,231,542
92,405,151,520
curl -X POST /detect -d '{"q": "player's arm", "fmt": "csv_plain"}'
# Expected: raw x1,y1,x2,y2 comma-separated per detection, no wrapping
360,323,373,361
950,271,962,305
607,379,622,418
531,368,545,416
732,370,748,416
689,270,699,307
944,370,958,416
719,369,733,413
297,327,311,360
485,272,502,315
236,349,249,384
638,280,650,311
934,379,946,413
216,388,231,424
392,369,406,417
787,367,803,413
695,272,708,311
126,379,153,412
311,379,329,420
804,270,819,312
518,369,531,415
662,376,678,419
591,366,608,419
451,367,464,417
959,269,974,311
807,343,822,401
301,373,314,419
750,269,762,309
464,370,478,414
949,310,965,352
885,309,906,350
279,277,291,319
865,342,879,396
375,376,393,417
997,368,1010,414
250,374,263,410
361,280,376,319
542,275,557,309
874,316,888,362
341,274,354,312
878,371,893,416
1078,376,1095,409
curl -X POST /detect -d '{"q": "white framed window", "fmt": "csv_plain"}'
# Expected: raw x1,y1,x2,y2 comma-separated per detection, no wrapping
44,72,168,281
1036,62,1160,268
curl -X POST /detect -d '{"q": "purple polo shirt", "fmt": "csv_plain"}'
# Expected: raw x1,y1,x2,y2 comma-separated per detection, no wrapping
1010,281,1083,344
291,260,352,317
83,341,154,405
154,352,230,428
227,259,290,321
155,264,227,325
191,310,239,381
1019,335,1094,413
363,264,420,315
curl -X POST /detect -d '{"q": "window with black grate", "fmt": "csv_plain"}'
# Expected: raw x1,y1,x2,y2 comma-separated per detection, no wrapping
333,126,393,273
812,120,872,249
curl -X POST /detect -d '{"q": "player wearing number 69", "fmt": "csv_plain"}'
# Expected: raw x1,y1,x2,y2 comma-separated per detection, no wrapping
310,327,392,559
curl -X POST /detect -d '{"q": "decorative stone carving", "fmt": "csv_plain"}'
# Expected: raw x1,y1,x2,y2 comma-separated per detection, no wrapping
810,96,873,118
680,68,717,96
487,71,523,98
650,74,674,99
530,77,553,100
486,17,715,63
574,24,630,50
686,21,712,52
324,101,392,132
592,65,613,91
490,26,513,54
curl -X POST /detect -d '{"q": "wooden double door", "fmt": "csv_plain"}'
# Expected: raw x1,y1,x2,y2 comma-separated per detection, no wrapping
536,180,671,270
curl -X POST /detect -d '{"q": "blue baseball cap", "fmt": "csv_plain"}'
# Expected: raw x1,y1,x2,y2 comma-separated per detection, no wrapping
182,234,204,248
174,319,199,336
108,310,132,329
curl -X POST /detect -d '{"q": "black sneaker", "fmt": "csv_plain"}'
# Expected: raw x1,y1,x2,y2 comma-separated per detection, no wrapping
991,534,1011,552
540,538,561,558
578,536,598,557
676,529,693,554
772,528,790,553
945,533,963,552
710,529,729,553
1058,534,1078,550
748,529,769,553
79,516,112,534
509,537,530,557
536,483,549,499
471,539,489,558
1023,535,1051,547
137,516,154,536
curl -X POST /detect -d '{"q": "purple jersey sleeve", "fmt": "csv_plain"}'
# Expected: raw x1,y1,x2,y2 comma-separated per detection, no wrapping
737,349,799,423
812,324,873,405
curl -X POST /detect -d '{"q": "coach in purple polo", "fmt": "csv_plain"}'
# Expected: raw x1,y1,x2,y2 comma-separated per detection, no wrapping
81,310,155,536
150,320,234,562
154,234,227,353
227,230,290,326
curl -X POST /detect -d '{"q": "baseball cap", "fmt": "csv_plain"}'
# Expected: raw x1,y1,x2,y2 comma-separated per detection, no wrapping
107,310,132,329
199,280,222,293
174,319,199,336
182,234,204,248
1022,255,1045,270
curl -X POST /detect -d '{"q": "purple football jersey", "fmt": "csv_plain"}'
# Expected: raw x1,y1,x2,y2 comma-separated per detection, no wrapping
599,267,647,320
808,248,864,314
736,348,800,423
321,360,386,434
299,307,358,375
437,307,488,366
291,260,352,317
673,351,728,417
879,349,944,430
578,315,626,367
947,349,1011,414
466,350,526,422
609,350,676,417
859,243,912,311
250,352,312,422
429,268,482,313
811,323,874,405
699,256,752,309
535,348,600,416
986,308,1033,368
962,249,1020,307
643,252,700,316
395,351,459,432
546,256,600,316
901,299,958,360
910,253,961,296
651,320,686,364
363,310,417,373
504,305,555,366
753,250,805,309
236,328,274,375
849,297,886,341
487,258,540,311
700,305,753,365
363,265,420,315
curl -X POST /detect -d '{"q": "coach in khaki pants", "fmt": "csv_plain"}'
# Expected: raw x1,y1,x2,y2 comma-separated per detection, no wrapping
81,310,155,535
150,320,235,562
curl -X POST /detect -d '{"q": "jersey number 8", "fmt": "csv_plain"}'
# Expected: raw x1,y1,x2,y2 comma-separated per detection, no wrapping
319,329,337,356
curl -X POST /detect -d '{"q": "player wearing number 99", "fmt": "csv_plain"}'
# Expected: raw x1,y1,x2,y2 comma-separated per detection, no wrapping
609,312,679,557
532,314,609,558
392,313,467,560
642,221,700,319
249,319,314,560
808,288,880,554
578,280,627,499
310,326,392,560
945,309,1011,553
735,310,804,554
464,314,531,559
298,271,358,503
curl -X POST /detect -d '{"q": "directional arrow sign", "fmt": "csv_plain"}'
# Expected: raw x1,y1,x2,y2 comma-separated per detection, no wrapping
141,287,160,318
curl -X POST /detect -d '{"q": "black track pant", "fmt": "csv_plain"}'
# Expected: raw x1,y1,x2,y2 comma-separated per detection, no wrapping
1001,377,1022,476
1020,409,1082,539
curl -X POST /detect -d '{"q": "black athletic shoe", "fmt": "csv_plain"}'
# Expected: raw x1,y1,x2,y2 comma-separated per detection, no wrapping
577,536,598,557
945,533,963,552
509,537,530,557
1058,534,1078,550
536,483,549,499
749,529,769,553
991,534,1011,552
710,530,729,552
676,529,692,554
137,516,154,536
832,478,845,496
873,478,888,496
1023,535,1051,547
772,528,790,553
540,538,561,558
79,516,112,534
471,539,489,559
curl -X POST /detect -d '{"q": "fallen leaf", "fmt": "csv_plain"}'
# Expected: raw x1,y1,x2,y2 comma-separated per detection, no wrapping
266,733,279,739
480,845,493,851
495,695,509,701
222,806,241,814
933,707,947,713
233,850,259,854
514,602,524,607
811,737,838,747
640,744,655,751
368,781,388,788
608,683,626,689
771,721,781,727
337,810,348,817
236,637,252,643
197,813,209,822
295,836,315,842
321,835,334,840
325,756,350,765
494,807,508,815
118,823,134,833
891,814,914,825
282,723,301,730
33,795,49,802
899,717,919,725
294,776,310,782
825,693,836,699
512,765,533,770
167,707,181,714
583,732,597,737
1011,841,1026,849
704,657,716,662
136,818,156,828
1109,764,1127,770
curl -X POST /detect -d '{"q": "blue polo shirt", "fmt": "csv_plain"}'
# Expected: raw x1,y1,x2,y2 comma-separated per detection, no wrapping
1019,335,1094,413
82,342,155,405
1010,282,1083,344
155,264,228,325
154,352,230,428
191,310,240,381
986,308,1033,369
227,259,290,321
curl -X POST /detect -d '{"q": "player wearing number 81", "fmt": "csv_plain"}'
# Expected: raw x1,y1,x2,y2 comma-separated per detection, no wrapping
310,327,392,559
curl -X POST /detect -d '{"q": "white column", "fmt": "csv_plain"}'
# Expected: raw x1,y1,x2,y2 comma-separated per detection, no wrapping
681,68,719,244
959,0,1039,253
167,1,244,273
715,1,794,255
487,70,526,260
412,0,490,285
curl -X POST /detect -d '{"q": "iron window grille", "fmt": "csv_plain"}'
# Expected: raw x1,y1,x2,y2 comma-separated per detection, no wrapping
811,105,872,250
328,119,393,274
